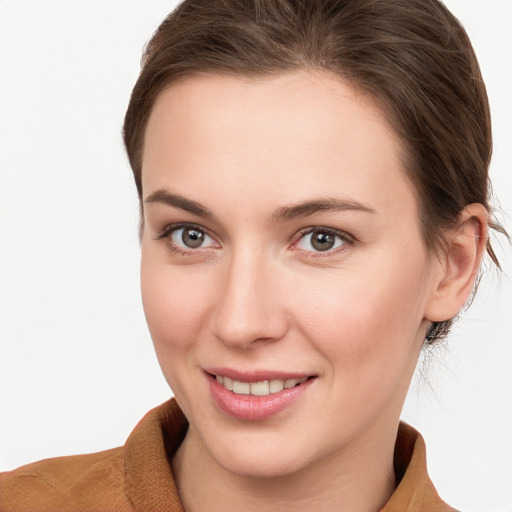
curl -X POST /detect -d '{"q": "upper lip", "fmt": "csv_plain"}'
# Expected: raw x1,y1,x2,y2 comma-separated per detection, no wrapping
205,367,316,383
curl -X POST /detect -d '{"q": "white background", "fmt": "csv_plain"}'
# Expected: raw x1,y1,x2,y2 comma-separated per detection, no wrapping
0,1,511,511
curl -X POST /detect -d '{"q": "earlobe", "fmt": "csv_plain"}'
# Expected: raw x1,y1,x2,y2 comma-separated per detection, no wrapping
425,203,488,323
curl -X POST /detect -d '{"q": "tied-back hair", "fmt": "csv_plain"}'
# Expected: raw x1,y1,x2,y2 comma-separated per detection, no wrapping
123,0,508,343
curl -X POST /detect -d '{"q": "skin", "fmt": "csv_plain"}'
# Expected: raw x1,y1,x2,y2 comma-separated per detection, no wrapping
140,71,487,512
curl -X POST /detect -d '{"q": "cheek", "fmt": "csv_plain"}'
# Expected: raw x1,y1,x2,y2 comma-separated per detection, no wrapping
291,258,430,373
140,251,214,353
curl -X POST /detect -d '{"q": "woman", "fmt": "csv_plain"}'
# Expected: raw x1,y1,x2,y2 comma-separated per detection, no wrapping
0,1,509,511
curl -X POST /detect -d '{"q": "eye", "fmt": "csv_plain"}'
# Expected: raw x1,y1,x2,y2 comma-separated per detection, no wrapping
160,224,218,252
294,228,351,254
172,226,211,249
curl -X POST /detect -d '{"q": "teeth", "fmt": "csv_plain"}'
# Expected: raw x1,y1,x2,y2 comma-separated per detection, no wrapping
215,375,308,396
269,379,284,393
232,381,250,394
250,381,270,396
223,376,234,391
284,378,298,389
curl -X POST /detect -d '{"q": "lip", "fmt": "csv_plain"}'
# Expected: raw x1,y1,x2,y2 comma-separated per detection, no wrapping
205,369,316,421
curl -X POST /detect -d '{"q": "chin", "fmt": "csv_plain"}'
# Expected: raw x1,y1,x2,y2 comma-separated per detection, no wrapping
203,428,333,480
215,449,310,479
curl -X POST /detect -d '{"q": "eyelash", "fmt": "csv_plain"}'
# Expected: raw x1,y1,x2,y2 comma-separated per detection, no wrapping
292,227,354,257
157,223,218,256
157,223,355,257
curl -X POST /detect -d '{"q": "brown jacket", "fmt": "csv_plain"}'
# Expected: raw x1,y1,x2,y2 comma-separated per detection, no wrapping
0,399,456,511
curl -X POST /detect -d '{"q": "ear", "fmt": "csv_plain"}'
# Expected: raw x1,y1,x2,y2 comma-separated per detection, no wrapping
425,203,488,323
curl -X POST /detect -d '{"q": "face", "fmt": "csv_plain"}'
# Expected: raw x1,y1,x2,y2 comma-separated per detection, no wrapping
140,71,440,478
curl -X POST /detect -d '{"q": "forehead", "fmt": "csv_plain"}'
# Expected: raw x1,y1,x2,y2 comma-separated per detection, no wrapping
142,71,416,220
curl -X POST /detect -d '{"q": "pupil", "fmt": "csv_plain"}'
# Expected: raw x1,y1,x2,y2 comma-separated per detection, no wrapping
312,232,334,251
182,229,204,248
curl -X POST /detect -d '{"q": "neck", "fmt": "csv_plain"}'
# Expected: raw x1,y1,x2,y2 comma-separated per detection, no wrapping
172,420,398,512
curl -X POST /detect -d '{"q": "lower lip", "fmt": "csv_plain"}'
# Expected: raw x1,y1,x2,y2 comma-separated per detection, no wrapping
208,375,315,421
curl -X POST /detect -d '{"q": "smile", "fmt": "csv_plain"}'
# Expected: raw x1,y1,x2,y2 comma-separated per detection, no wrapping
208,371,316,420
215,375,308,396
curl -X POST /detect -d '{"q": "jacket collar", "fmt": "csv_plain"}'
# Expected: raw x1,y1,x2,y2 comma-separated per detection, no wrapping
124,399,455,511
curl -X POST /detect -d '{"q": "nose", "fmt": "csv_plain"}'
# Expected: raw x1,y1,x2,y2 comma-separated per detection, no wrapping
210,249,289,349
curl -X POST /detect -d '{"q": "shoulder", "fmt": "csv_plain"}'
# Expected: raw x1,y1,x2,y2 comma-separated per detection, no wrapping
0,446,134,512
0,400,186,512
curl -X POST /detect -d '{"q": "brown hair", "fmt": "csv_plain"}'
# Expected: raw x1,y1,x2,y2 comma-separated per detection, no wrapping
123,0,507,342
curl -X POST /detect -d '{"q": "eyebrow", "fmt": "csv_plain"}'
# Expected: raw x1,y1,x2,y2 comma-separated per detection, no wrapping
272,198,377,222
145,189,213,218
144,189,376,221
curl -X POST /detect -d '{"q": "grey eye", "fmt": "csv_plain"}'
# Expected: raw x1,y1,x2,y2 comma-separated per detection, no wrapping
310,231,335,251
171,227,215,249
182,228,205,248
296,229,347,253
